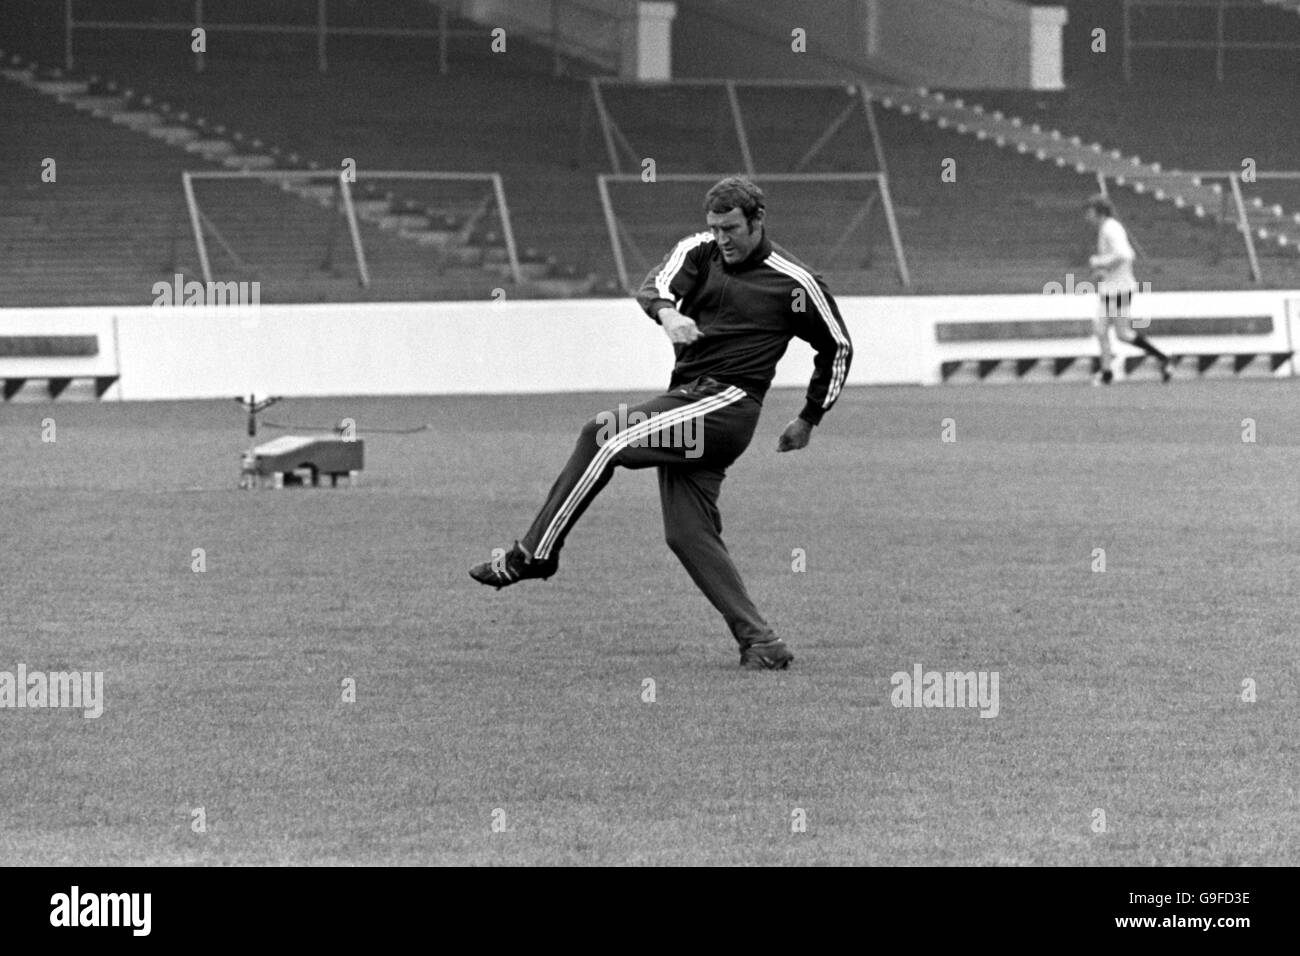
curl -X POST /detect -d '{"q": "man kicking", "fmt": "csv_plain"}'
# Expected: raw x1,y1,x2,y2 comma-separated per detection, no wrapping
1086,194,1173,385
469,175,853,670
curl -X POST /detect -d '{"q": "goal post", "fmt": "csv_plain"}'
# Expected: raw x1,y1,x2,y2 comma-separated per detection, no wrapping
597,172,911,293
178,169,523,291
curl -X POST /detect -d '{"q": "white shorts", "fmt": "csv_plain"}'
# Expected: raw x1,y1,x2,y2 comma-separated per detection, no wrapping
1094,290,1145,338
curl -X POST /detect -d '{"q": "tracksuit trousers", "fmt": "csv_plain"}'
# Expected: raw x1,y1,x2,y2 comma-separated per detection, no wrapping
520,376,777,647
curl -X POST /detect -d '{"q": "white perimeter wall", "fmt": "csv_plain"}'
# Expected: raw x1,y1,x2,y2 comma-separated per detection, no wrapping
2,291,1298,400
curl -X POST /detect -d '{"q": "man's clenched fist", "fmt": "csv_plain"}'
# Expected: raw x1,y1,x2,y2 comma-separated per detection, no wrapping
777,417,813,452
658,307,703,345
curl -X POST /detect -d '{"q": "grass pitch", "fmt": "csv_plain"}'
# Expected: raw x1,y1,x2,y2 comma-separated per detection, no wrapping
1,380,1297,865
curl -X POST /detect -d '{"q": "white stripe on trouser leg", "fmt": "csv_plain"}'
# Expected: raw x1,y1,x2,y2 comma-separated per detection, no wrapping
535,386,744,559
535,387,745,560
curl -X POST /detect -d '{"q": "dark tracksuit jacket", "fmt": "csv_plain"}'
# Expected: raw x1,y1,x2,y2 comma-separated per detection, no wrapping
521,230,852,648
634,230,853,426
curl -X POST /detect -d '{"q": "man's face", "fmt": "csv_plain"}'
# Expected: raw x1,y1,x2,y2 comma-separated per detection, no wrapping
1085,207,1100,226
707,207,763,264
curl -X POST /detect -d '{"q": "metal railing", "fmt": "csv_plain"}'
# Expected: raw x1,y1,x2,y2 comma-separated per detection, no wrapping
1123,0,1300,81
676,0,894,84
67,0,478,74
589,77,895,183
491,0,636,76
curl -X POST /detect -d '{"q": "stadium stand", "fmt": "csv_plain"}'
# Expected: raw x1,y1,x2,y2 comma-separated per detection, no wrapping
2,0,1297,305
593,76,1275,292
0,57,599,305
869,86,1300,288
0,0,604,305
941,0,1300,287
941,85,1300,216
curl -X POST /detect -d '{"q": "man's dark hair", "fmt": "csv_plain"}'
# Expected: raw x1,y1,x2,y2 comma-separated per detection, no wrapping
1087,194,1115,218
704,176,765,226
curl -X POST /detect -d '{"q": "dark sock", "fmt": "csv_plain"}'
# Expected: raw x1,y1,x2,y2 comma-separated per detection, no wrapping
1132,335,1168,361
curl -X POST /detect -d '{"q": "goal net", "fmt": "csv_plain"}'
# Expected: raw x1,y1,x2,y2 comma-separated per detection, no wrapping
175,170,521,299
597,173,910,294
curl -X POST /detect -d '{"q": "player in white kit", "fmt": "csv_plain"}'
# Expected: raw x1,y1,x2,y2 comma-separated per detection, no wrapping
1086,195,1173,385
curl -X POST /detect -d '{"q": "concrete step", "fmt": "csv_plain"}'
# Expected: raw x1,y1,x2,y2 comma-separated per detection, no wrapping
441,246,484,265
221,153,277,170
110,110,163,128
33,79,88,95
399,229,460,248
68,95,127,114
484,261,551,281
184,138,236,157
525,275,598,297
373,213,430,230
517,261,552,280
146,125,200,145
287,184,337,201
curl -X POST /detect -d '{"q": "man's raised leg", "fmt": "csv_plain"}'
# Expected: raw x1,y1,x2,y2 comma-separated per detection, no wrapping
470,384,747,588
